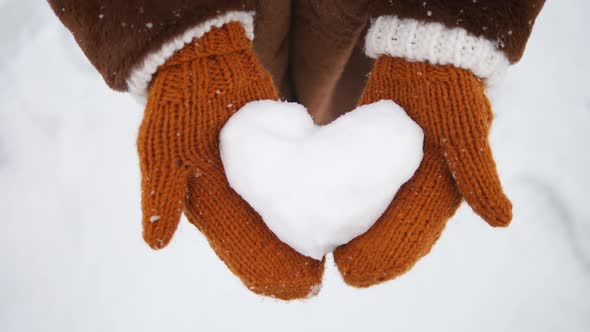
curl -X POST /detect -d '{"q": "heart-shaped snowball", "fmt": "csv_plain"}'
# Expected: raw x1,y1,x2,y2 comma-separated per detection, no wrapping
219,100,424,260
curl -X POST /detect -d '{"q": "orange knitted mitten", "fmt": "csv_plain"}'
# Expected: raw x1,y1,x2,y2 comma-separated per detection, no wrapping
137,22,324,300
334,56,511,287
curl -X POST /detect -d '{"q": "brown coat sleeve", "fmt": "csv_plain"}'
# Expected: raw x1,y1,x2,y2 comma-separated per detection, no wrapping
369,0,546,62
47,1,253,91
290,0,369,123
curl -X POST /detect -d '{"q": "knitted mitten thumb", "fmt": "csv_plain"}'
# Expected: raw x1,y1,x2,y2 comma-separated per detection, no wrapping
137,22,278,248
334,57,511,287
365,57,512,227
136,22,324,299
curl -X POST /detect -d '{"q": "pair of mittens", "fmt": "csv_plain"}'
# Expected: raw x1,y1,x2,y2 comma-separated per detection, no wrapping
139,21,511,299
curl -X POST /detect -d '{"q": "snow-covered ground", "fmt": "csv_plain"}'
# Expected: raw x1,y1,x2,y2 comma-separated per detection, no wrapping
1,1,589,331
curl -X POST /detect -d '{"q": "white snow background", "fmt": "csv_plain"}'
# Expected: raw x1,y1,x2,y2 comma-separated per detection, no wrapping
1,1,589,331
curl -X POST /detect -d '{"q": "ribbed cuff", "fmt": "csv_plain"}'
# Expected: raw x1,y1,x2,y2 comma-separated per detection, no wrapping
365,16,510,85
127,11,255,98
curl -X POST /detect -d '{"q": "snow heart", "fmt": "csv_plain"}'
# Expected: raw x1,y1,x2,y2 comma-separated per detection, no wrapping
219,100,424,260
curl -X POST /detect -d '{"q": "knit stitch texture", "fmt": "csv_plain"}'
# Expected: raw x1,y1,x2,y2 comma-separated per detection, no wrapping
334,56,512,287
365,16,510,85
137,22,324,300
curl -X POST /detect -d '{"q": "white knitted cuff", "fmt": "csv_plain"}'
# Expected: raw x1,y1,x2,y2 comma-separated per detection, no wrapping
127,11,255,98
365,16,510,84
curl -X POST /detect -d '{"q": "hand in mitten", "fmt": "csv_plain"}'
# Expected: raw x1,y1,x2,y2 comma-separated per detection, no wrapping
138,22,324,299
334,56,511,287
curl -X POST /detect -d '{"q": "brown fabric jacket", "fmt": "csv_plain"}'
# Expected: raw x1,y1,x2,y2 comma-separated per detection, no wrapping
47,0,545,122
